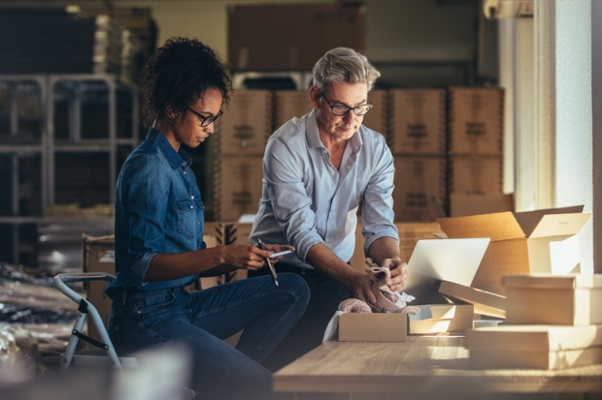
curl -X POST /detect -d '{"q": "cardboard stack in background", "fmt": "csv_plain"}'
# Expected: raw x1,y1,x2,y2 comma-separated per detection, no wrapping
228,3,365,72
447,87,511,217
465,274,602,370
274,90,311,130
361,89,389,138
213,90,272,221
389,89,447,222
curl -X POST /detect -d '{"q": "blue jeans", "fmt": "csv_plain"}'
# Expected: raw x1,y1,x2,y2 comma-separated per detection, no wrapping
248,264,353,371
107,273,309,400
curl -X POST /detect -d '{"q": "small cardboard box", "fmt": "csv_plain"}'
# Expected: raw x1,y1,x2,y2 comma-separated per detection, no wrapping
503,274,602,325
437,205,591,294
439,280,506,319
408,304,474,335
448,154,503,196
465,324,602,370
338,313,407,342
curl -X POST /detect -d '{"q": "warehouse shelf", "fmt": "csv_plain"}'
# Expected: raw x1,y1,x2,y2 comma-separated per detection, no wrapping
0,73,140,266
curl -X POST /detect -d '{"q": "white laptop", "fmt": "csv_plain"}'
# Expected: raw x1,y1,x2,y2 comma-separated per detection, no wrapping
403,238,491,297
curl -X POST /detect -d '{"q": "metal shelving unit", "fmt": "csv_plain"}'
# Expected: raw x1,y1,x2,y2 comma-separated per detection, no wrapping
0,73,140,266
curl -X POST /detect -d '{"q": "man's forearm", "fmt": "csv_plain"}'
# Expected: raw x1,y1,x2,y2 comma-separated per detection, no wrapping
368,236,402,266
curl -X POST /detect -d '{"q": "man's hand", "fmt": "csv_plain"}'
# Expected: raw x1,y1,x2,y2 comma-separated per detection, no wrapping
381,258,409,292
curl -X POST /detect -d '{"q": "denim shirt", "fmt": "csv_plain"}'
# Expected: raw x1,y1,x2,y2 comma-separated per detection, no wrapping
105,128,204,298
250,109,398,269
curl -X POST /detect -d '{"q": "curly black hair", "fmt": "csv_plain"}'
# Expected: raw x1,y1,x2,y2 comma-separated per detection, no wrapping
140,37,233,128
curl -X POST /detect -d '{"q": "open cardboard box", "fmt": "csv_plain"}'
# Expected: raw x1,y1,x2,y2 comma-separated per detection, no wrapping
437,205,591,295
438,280,506,319
408,304,474,335
338,313,407,342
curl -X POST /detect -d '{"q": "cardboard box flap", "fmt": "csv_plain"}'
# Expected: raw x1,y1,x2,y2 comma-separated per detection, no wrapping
513,205,585,237
528,213,591,239
439,280,506,319
410,304,474,320
503,273,602,289
437,212,524,242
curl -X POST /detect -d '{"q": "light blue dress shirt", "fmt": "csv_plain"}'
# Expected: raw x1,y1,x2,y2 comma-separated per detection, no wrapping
250,109,399,269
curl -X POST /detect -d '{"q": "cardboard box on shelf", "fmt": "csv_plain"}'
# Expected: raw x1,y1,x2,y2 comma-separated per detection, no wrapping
465,324,602,370
448,155,503,196
447,87,504,156
338,313,407,342
408,304,474,335
437,205,591,294
449,193,513,217
274,90,311,130
439,280,506,319
389,89,445,155
393,155,446,222
213,155,264,222
503,274,602,325
362,89,389,137
215,90,272,155
228,3,365,72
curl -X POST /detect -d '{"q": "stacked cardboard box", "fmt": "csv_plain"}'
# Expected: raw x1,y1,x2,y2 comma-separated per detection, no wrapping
213,90,272,221
228,3,365,72
465,274,602,370
273,90,311,130
361,89,389,138
447,87,509,217
389,89,447,222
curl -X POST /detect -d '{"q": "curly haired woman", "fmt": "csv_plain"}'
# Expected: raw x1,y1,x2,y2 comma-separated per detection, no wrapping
105,37,309,400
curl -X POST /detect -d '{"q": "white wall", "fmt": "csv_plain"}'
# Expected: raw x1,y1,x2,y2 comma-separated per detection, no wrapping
592,0,602,274
554,0,593,273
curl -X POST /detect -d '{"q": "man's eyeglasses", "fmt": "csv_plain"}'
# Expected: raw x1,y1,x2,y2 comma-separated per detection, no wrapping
320,92,373,116
187,107,223,127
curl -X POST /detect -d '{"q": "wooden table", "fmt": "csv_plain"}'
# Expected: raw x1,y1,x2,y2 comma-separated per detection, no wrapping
273,336,602,400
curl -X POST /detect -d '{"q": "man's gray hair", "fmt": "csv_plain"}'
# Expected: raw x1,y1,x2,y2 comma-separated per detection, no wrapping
312,47,381,92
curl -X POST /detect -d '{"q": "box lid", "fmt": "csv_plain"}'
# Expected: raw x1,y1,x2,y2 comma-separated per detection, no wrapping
466,324,602,351
503,273,602,290
438,280,506,318
437,212,524,242
438,205,589,242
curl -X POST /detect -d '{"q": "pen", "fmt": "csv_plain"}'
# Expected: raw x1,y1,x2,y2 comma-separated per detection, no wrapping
257,238,279,286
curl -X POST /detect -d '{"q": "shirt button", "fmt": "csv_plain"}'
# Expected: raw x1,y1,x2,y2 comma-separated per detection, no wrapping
190,205,194,210
183,171,187,175
191,195,194,200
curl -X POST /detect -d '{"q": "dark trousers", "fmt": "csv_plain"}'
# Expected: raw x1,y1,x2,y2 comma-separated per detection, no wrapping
248,263,352,372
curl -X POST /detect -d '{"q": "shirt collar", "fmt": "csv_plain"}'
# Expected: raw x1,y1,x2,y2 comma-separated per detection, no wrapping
147,127,192,169
305,109,363,154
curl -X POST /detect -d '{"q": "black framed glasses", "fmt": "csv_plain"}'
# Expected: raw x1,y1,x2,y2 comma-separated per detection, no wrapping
187,107,223,127
320,92,373,116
